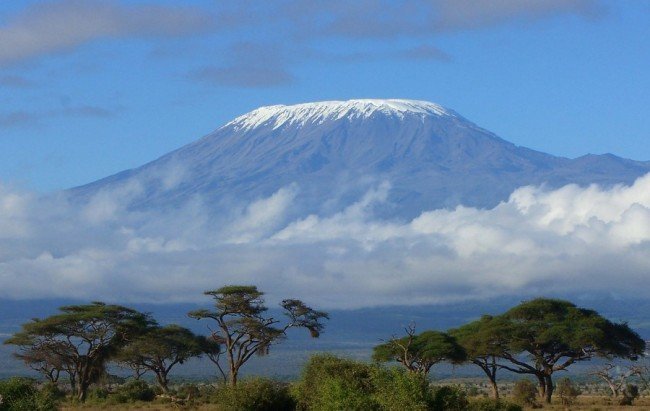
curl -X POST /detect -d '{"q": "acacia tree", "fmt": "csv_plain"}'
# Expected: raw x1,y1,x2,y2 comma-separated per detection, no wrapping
590,363,649,398
4,302,153,401
372,324,466,375
188,285,329,386
497,298,645,404
450,315,511,399
117,324,207,393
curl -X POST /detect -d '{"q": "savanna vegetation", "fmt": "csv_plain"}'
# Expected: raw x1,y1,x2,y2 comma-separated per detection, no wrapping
1,289,648,410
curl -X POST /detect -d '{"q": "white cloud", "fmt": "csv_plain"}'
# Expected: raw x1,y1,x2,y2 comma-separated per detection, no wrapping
0,174,649,308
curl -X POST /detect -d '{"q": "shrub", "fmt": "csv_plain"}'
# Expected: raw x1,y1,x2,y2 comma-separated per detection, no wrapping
511,379,538,408
213,378,295,411
371,368,433,411
292,354,375,410
0,377,58,411
556,377,581,406
468,398,523,411
310,376,376,411
431,385,468,411
619,384,639,406
112,379,156,403
86,386,110,402
175,383,201,401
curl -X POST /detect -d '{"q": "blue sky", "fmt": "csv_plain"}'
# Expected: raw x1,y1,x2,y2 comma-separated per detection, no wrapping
1,0,649,192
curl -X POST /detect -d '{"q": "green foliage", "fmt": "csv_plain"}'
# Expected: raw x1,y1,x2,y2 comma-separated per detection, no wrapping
371,367,433,411
450,315,509,359
86,386,109,402
556,377,581,405
431,386,468,411
292,354,375,410
117,324,206,391
373,328,466,374
511,379,538,408
504,298,646,361
293,354,438,411
112,379,156,403
468,398,523,411
309,376,376,411
212,377,295,411
0,377,58,411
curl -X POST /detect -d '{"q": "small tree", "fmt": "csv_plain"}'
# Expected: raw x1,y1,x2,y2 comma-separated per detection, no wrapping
117,324,207,393
450,315,510,399
188,285,328,386
556,377,581,406
590,363,648,398
512,379,538,408
372,324,466,375
4,302,153,401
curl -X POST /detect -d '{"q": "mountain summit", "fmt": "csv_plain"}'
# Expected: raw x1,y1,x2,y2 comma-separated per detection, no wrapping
73,99,650,218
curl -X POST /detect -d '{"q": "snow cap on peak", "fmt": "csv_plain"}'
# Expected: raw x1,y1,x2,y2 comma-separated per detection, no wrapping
226,99,457,131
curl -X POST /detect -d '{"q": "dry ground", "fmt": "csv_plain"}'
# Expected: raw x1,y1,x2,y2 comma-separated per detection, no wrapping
59,396,650,410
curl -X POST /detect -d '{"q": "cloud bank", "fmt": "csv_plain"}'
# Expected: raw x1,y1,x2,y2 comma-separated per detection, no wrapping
1,172,649,309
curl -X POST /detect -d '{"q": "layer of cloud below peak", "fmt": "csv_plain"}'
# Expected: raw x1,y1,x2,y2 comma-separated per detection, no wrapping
1,172,649,308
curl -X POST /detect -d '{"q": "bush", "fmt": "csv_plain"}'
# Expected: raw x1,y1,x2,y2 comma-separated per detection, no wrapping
619,384,639,406
213,378,295,411
468,398,523,411
0,377,58,411
86,386,109,402
556,377,581,406
371,368,433,411
431,386,468,411
310,376,376,411
111,379,156,403
511,379,538,408
292,354,375,410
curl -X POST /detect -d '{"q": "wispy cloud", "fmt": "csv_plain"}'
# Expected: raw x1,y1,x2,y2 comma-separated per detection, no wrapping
0,105,119,129
188,43,295,88
1,1,601,87
185,0,600,87
280,0,601,38
0,0,214,66
0,172,648,308
0,74,35,88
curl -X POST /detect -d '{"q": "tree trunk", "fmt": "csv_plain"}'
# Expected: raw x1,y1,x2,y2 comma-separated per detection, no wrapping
536,374,546,401
489,378,499,400
69,374,77,396
77,381,89,402
229,370,238,386
544,375,554,404
606,381,619,397
155,372,169,393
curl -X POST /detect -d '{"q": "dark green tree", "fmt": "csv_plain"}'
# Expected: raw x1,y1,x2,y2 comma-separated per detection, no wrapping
188,285,328,386
4,302,153,401
498,298,645,404
373,324,466,375
116,324,207,393
450,315,511,399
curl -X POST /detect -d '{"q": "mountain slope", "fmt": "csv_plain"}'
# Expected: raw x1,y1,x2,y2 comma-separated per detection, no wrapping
72,99,650,219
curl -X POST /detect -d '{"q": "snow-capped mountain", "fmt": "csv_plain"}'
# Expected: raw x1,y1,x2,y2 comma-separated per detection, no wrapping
72,99,650,218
